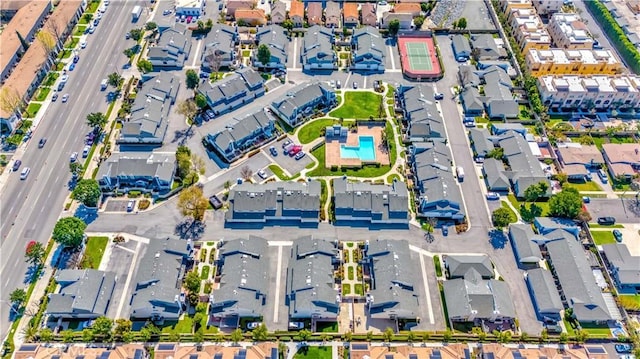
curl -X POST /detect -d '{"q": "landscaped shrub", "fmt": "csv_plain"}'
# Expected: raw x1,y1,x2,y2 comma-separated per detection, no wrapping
128,190,141,198
138,199,150,210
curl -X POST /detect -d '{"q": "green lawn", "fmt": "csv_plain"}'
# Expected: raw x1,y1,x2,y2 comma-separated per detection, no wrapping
590,230,617,245
268,164,299,180
65,37,79,49
564,181,603,192
307,144,391,178
588,223,624,229
507,194,550,216
342,283,351,295
433,256,442,277
80,236,109,269
580,323,612,337
201,265,210,279
74,26,87,37
563,319,576,336
86,1,100,13
34,87,51,102
329,91,383,119
24,103,42,118
241,50,250,57
297,118,336,144
619,294,640,310
294,346,332,359
386,173,401,184
161,315,218,334
592,136,635,150
347,266,354,280
42,72,59,86
316,321,338,332
501,201,518,224
354,283,364,295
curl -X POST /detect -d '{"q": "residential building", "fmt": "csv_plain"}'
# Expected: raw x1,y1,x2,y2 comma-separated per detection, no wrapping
225,181,322,228
444,255,494,279
46,269,116,319
203,109,275,163
391,3,421,16
601,244,640,294
397,85,446,142
380,12,413,29
301,25,336,71
130,237,192,322
198,68,265,116
289,0,304,27
547,13,594,50
360,3,377,27
509,224,543,267
332,177,409,228
544,228,613,323
175,0,204,16
271,81,336,127
201,24,238,71
468,128,494,160
236,9,266,26
147,24,192,68
532,0,563,15
491,122,527,136
556,143,604,181
461,88,484,115
451,34,472,61
270,0,286,24
500,0,534,13
526,268,564,322
307,2,322,26
443,263,516,325
253,25,288,69
96,152,176,194
458,64,481,88
526,48,623,76
602,143,640,179
0,0,51,82
343,3,359,27
537,75,640,113
349,343,470,359
350,27,385,73
211,237,269,318
118,73,179,146
481,344,609,359
508,8,551,52
13,344,147,359
325,1,341,28
0,0,84,134
534,216,580,237
226,0,255,19
364,239,419,320
286,238,340,320
154,343,278,359
462,67,518,119
482,158,510,192
498,130,550,198
470,34,506,60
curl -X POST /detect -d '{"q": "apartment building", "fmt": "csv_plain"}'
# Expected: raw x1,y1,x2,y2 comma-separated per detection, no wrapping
532,0,563,15
508,8,551,51
538,75,640,113
500,0,533,13
547,13,594,50
526,48,623,76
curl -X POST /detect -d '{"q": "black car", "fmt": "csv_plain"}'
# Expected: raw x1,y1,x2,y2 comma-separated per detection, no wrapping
12,160,22,171
38,138,47,148
597,217,616,225
269,146,277,157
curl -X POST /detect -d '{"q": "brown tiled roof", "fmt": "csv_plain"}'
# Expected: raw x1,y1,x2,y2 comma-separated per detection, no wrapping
343,3,358,20
306,2,322,24
392,2,421,14
289,0,304,18
558,145,604,165
235,8,266,22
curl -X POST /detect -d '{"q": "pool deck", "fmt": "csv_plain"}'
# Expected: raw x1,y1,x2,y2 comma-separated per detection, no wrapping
325,125,390,168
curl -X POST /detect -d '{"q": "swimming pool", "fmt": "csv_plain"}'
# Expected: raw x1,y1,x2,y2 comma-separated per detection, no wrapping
340,136,376,161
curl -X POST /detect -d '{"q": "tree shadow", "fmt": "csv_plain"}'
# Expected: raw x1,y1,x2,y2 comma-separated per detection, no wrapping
174,219,206,240
74,205,99,224
171,125,196,144
23,264,43,285
488,229,508,249
625,198,640,217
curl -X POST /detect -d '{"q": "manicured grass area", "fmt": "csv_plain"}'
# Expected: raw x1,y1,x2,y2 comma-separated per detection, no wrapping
501,200,518,224
34,87,51,102
42,72,59,86
590,230,617,245
329,91,383,119
433,256,442,277
316,321,338,332
346,242,354,247
201,265,210,279
619,294,640,310
386,173,401,184
74,26,87,37
80,236,109,269
354,283,364,295
563,319,576,336
580,323,612,337
588,223,624,229
342,283,351,295
241,50,250,57
307,144,392,178
86,1,100,13
79,16,90,25
161,315,218,335
65,37,79,49
268,164,299,180
58,49,73,59
592,136,636,150
507,194,550,216
25,103,42,118
297,118,336,144
563,181,603,192
319,179,328,210
294,346,332,359
347,266,354,280
55,62,65,71
385,121,397,166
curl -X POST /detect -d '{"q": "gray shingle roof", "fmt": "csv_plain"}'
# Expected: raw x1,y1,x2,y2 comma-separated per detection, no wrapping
206,109,274,160
351,27,385,65
471,34,502,59
287,238,339,319
498,131,549,197
148,25,191,67
445,255,494,279
201,24,237,66
198,68,264,115
47,269,116,318
452,34,471,57
271,81,335,125
468,128,494,157
399,85,445,140
96,152,176,187
545,230,612,322
301,25,335,67
443,269,516,320
255,25,288,66
459,65,481,88
212,237,269,317
509,224,543,264
526,268,563,317
482,158,510,191
461,87,484,113
601,244,640,289
365,239,419,319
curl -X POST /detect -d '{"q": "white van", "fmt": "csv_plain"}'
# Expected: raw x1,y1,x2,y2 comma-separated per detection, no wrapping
100,79,108,91
20,167,31,180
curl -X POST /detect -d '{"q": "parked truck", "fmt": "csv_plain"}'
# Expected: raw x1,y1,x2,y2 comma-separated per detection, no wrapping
132,5,142,21
456,166,464,182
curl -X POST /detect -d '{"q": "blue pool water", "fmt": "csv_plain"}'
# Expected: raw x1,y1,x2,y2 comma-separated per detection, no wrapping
340,136,376,161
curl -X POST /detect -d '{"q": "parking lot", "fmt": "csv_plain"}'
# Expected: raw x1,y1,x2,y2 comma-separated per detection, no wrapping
268,137,314,177
586,198,640,224
104,199,133,212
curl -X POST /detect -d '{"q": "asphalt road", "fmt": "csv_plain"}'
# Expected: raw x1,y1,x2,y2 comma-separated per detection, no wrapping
0,1,143,339
574,0,623,65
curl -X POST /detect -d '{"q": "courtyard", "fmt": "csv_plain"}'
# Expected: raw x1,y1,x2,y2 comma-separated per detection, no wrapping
325,124,390,169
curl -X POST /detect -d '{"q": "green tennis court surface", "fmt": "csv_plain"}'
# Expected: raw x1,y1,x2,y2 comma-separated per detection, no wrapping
405,42,433,71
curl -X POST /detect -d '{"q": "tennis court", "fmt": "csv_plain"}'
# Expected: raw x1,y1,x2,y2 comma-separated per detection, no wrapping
398,36,442,80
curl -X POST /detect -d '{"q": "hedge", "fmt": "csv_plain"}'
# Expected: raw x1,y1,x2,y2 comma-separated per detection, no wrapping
584,0,640,74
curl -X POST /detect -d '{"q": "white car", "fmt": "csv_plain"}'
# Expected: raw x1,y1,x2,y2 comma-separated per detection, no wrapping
258,170,267,179
486,192,500,200
247,322,260,330
62,94,69,103
80,40,87,49
288,322,304,330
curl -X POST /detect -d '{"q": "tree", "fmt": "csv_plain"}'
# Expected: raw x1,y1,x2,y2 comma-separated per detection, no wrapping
194,328,204,343
184,270,201,293
16,30,30,52
413,16,425,29
83,13,94,22
548,187,583,218
92,316,113,340
178,185,208,222
86,112,107,132
82,328,95,342
191,155,206,176
24,241,45,267
575,329,589,343
524,182,548,202
382,327,394,342
36,30,56,57
113,319,132,338
36,328,51,342
186,69,199,90
107,72,124,88
62,329,75,343
72,179,101,207
137,59,153,73
9,288,26,308
70,162,83,176
492,207,513,228
205,49,223,81
443,329,452,341
240,166,253,181
407,331,416,343
0,86,24,118
252,323,268,341
230,328,243,343
176,99,198,121
256,44,271,69
487,147,504,159
388,19,400,37
282,19,294,32
52,217,87,248
145,22,157,31
298,329,311,341
129,28,144,41
195,93,208,109
457,17,467,29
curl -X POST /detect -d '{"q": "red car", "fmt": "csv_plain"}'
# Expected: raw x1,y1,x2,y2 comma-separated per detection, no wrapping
186,16,193,23
288,145,302,156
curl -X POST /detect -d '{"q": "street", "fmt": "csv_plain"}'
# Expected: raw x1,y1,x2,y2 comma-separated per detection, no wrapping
0,0,144,339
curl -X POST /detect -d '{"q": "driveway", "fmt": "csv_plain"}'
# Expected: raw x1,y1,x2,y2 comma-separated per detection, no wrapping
586,197,640,224
104,199,131,212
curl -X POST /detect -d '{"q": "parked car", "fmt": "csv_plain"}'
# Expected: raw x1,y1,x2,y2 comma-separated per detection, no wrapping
12,160,22,171
288,146,302,156
20,167,30,180
486,192,500,200
38,138,47,148
88,26,95,34
51,93,58,102
62,94,69,102
288,322,304,330
582,196,590,203
597,217,616,225
80,41,87,49
163,9,172,15
247,322,260,330
442,226,449,237
258,170,267,179
352,81,358,89
125,32,130,40
613,229,623,242
70,152,78,162
68,63,75,71
294,151,306,160
127,200,135,212
434,93,444,100
269,146,277,157
336,80,341,89
615,344,632,354
209,195,223,209
281,139,291,148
